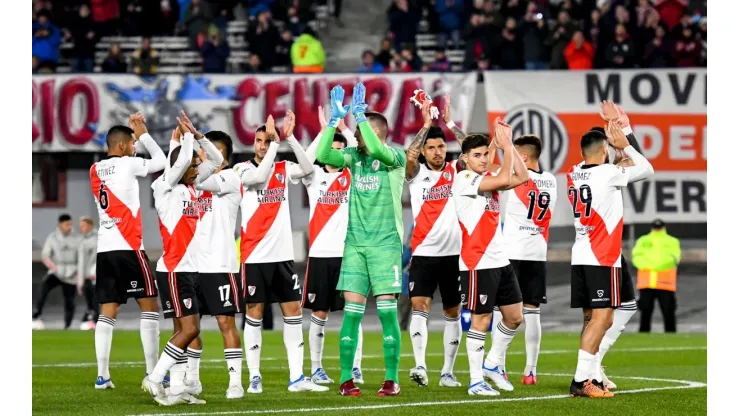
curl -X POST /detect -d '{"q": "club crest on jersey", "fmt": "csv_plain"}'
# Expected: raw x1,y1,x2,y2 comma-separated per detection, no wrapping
276,173,285,183
130,281,137,289
248,286,256,296
597,290,604,298
409,282,415,292
338,176,347,187
443,171,452,181
479,294,488,305
308,293,316,303
183,298,192,309
372,160,380,171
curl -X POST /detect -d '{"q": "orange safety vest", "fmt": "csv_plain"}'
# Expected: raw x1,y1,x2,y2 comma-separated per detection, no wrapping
293,65,324,73
636,269,677,292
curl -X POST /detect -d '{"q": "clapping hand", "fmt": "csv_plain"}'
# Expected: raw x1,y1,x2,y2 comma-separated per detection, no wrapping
328,86,350,128
351,82,368,124
283,110,296,138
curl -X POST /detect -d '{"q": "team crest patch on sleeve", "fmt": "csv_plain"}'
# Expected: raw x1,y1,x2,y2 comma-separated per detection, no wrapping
308,293,316,303
276,173,285,183
372,160,380,171
248,285,256,296
183,298,192,309
409,282,415,292
479,294,488,305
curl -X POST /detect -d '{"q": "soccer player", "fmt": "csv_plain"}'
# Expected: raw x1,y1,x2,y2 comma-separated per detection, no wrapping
164,130,244,399
235,112,327,393
593,101,644,390
404,100,463,388
567,120,654,398
142,116,223,405
316,83,406,397
452,120,528,396
301,107,366,385
89,113,166,390
77,216,99,326
498,135,557,386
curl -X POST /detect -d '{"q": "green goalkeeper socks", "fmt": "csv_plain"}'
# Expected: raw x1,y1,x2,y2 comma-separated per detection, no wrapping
377,299,401,383
339,302,365,383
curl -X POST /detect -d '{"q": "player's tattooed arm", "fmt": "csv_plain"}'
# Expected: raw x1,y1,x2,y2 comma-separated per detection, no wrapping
442,95,467,145
406,101,432,181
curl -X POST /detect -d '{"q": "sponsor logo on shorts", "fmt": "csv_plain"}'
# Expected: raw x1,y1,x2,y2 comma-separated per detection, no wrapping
223,300,232,307
183,298,192,309
461,294,466,304
409,282,415,292
592,297,610,302
130,281,137,288
166,301,171,309
248,286,256,296
479,294,488,305
308,293,316,303
597,290,604,298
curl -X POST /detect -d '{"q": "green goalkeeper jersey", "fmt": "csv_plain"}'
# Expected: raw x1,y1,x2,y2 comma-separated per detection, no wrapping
316,122,406,247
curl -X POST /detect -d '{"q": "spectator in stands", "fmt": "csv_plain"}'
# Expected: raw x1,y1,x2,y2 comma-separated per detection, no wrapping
563,30,594,70
636,7,663,60
605,23,635,68
501,0,527,18
122,0,146,36
636,0,657,27
184,0,213,44
248,9,281,70
246,54,263,73
68,4,97,73
389,50,411,72
642,24,672,67
670,13,693,39
430,47,451,72
520,2,549,70
359,50,385,73
101,43,128,73
286,7,305,38
178,0,191,22
463,12,492,70
672,25,700,67
32,10,62,73
436,0,465,49
481,0,504,29
387,0,420,51
158,0,180,36
291,27,325,73
273,29,294,71
494,17,523,69
131,37,159,75
376,38,393,68
545,10,577,69
401,45,423,71
90,0,121,37
201,28,231,73
698,17,706,67
655,0,688,31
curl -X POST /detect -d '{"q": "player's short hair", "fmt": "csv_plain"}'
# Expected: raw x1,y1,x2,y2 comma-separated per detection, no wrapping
105,125,135,149
205,130,233,159
581,130,607,155
461,134,490,153
425,126,446,144
365,111,389,139
255,124,278,139
58,214,72,223
79,216,94,226
588,126,606,135
513,135,542,158
169,145,198,168
333,133,348,148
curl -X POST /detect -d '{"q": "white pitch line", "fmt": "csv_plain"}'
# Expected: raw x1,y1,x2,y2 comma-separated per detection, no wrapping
32,345,706,369
126,373,707,416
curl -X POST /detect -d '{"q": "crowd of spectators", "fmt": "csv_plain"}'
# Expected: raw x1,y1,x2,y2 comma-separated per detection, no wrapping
362,0,706,72
32,0,325,74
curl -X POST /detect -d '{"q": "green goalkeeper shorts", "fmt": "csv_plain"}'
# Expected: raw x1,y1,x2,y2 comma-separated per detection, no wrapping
337,244,403,297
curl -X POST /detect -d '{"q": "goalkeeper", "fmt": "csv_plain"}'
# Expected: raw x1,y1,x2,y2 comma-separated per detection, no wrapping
316,83,406,397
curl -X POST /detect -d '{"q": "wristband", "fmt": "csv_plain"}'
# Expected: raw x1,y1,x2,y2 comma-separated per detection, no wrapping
446,121,456,129
621,125,633,136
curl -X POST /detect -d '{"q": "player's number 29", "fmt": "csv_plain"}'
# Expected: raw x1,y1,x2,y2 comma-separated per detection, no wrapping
568,184,593,218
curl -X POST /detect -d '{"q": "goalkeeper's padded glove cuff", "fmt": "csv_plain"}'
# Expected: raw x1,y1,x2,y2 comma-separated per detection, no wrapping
354,112,367,124
328,117,341,128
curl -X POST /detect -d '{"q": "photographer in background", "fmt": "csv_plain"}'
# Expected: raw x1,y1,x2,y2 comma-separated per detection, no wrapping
201,28,231,73
33,214,80,330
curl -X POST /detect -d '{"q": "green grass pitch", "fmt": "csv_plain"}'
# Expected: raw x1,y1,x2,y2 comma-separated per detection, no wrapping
32,330,706,415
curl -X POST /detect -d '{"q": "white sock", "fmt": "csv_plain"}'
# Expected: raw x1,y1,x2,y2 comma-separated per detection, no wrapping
151,342,184,384
283,315,304,382
485,322,517,369
441,315,461,375
353,322,363,370
309,314,327,373
599,304,637,362
95,316,115,379
139,312,160,375
523,307,541,375
225,348,243,386
244,316,262,379
574,349,595,382
491,308,505,370
466,330,486,384
186,348,202,383
590,352,603,382
169,355,188,395
409,310,429,369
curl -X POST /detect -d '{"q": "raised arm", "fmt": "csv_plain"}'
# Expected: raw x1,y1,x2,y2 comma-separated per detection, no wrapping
164,130,195,189
406,101,433,180
478,122,515,193
352,83,403,167
442,95,467,145
129,113,166,174
316,86,352,168
606,121,654,184
194,136,224,185
280,110,313,179
497,120,529,189
237,141,280,187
